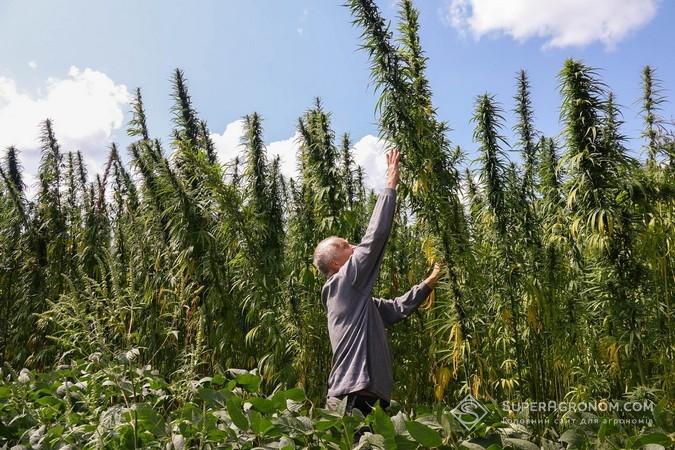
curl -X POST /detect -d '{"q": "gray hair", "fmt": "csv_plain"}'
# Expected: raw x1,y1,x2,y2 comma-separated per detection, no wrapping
313,236,341,277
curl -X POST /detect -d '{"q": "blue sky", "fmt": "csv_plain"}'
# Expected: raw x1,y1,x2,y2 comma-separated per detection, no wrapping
1,0,673,192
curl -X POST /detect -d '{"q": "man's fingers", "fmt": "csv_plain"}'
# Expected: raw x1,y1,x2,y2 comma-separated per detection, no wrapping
386,148,401,173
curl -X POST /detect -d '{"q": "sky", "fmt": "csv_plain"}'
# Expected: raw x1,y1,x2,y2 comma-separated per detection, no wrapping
0,0,673,195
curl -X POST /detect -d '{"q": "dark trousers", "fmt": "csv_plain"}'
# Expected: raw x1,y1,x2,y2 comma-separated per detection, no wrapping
341,393,390,444
344,392,390,416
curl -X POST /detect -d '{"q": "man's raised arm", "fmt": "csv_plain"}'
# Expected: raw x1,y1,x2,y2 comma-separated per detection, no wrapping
344,148,400,291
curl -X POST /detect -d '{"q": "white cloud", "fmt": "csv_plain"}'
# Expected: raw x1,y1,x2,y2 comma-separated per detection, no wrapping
267,132,301,180
211,119,245,166
352,134,391,192
444,0,659,49
28,61,38,69
211,120,301,181
0,66,130,197
211,121,388,191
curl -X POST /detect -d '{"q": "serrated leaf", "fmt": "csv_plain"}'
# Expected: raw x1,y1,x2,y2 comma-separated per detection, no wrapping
125,404,166,437
501,437,539,450
248,397,277,414
283,387,306,402
315,419,340,431
373,405,397,448
559,428,584,446
459,442,487,450
279,436,296,449
628,432,671,449
391,411,407,434
250,410,276,436
235,373,261,393
406,420,442,448
226,396,248,430
198,388,227,408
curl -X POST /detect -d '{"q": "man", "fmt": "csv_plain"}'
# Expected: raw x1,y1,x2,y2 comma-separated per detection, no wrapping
313,148,442,418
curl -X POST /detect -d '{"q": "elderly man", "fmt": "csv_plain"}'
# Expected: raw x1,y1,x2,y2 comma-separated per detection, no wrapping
313,148,442,418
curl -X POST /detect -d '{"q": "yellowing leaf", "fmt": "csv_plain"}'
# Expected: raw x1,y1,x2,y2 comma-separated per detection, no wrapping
526,301,541,332
434,384,445,402
571,217,582,238
421,236,436,264
471,375,482,398
420,289,435,310
436,367,451,388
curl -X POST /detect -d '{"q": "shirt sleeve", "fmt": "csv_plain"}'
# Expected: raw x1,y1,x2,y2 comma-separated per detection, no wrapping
372,281,432,326
343,187,397,292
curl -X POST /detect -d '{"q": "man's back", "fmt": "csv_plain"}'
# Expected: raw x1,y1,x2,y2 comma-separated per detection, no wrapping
322,272,398,402
317,149,436,412
321,187,398,402
321,187,433,403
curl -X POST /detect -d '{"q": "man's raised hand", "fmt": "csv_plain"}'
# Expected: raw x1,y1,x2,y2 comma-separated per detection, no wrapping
386,147,400,189
424,261,444,289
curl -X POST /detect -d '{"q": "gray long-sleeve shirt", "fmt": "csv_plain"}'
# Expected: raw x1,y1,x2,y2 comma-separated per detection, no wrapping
321,187,432,403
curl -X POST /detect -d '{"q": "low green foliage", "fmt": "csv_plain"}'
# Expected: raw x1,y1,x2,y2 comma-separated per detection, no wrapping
1,351,673,449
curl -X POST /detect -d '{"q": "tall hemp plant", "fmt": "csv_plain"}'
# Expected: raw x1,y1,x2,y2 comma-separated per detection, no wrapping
558,60,649,399
638,67,675,395
471,93,525,400
348,0,478,403
0,146,30,366
287,98,349,401
236,112,288,391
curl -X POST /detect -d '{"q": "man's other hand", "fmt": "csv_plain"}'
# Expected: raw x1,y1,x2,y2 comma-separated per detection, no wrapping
424,262,443,289
386,148,400,189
